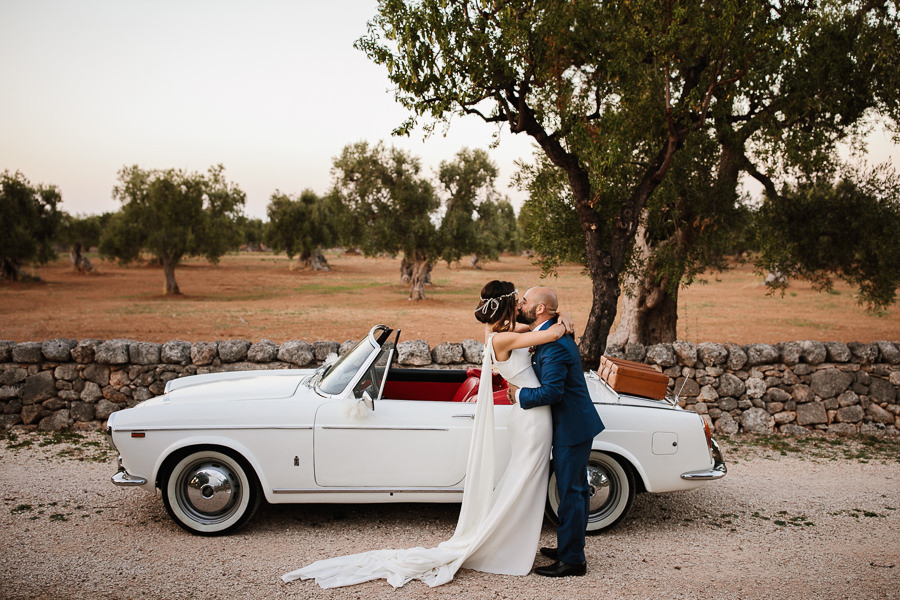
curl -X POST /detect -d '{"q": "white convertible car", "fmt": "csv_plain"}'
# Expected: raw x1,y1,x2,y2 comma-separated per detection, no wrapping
109,325,726,536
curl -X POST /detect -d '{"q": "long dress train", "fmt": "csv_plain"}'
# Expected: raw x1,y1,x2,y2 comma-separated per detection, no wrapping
281,334,552,588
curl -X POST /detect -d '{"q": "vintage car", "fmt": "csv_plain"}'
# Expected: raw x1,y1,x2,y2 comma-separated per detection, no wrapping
108,325,726,536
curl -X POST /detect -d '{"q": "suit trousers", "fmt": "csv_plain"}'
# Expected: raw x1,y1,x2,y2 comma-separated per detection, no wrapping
553,439,593,565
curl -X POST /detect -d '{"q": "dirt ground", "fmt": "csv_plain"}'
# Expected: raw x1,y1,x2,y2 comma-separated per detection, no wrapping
1,431,898,600
1,251,898,347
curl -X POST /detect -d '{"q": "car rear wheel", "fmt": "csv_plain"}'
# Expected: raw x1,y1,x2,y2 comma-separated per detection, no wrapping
162,449,261,536
545,451,636,534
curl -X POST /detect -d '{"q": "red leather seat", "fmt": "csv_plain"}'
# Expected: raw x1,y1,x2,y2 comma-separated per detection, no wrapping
452,368,511,404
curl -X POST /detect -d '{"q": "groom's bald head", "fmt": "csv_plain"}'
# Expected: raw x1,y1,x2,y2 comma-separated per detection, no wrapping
525,287,558,313
517,286,558,327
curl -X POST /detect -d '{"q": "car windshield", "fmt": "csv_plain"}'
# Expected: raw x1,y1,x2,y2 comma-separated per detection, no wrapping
317,326,389,396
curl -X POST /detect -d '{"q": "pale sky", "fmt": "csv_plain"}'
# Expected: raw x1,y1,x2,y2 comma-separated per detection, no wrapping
1,1,897,220
0,0,535,219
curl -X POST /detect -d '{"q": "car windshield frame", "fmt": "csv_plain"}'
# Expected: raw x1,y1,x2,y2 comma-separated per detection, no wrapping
316,325,391,396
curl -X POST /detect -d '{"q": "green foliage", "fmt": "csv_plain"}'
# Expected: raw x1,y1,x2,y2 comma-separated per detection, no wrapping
360,0,900,355
330,141,439,261
58,212,104,250
437,148,513,265
237,216,266,250
516,156,584,273
99,164,245,293
265,189,335,261
755,164,900,310
0,171,62,280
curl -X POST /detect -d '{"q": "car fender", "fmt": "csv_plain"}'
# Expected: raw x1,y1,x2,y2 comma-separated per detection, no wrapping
152,433,271,496
589,440,649,492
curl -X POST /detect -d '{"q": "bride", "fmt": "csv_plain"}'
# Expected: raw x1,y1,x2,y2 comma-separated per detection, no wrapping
282,280,567,588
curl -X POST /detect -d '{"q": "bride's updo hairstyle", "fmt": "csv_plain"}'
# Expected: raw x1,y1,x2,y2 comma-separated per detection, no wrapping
475,280,517,332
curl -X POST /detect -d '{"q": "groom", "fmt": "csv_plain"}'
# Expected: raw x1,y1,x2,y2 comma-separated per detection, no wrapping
507,287,605,577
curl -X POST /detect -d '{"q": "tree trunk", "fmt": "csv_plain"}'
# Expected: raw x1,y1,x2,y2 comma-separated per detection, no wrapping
1,257,21,281
400,257,411,283
69,243,93,273
407,251,431,300
294,249,330,271
606,219,678,347
469,254,482,270
161,256,180,295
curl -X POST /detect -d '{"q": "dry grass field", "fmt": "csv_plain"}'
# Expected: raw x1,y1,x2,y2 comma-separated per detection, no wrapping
2,250,898,347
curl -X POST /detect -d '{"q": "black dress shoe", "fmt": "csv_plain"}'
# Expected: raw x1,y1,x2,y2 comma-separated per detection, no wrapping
540,547,558,559
534,560,587,577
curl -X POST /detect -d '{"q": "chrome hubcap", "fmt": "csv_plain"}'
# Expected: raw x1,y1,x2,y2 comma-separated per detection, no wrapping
587,464,612,513
179,461,239,519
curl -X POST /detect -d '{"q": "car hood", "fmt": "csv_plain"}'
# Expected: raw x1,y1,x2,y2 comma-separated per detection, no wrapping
109,369,319,431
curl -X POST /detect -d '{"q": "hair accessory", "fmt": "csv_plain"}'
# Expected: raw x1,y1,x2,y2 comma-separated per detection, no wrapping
477,288,518,320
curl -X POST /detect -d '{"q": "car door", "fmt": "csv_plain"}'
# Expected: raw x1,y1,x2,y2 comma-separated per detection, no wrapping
313,398,488,488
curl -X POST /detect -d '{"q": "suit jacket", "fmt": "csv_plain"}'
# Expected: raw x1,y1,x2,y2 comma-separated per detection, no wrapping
518,319,605,447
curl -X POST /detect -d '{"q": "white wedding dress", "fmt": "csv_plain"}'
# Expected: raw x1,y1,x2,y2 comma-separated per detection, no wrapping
281,334,552,588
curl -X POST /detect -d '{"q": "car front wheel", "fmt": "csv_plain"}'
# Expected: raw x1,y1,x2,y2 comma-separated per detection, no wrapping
162,449,261,536
545,451,636,534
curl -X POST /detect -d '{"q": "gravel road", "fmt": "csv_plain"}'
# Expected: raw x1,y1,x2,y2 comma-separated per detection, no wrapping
1,431,898,600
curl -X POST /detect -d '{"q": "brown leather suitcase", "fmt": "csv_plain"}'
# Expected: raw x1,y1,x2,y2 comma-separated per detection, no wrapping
598,356,669,399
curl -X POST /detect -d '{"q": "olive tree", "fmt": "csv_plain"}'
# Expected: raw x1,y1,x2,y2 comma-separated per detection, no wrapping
0,171,62,281
265,189,335,270
330,141,439,300
100,164,245,294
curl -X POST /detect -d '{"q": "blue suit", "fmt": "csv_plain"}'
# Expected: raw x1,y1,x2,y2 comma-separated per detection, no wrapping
519,319,604,565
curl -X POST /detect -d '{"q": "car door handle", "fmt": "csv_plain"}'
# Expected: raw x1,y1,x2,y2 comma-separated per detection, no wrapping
452,414,475,419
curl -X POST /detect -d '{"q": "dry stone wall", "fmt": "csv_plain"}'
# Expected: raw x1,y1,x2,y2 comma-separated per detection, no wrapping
1,337,898,438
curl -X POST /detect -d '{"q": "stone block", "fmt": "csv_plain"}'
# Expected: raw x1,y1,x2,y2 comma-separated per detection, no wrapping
744,343,779,366
397,340,432,366
70,401,96,422
22,371,56,404
432,342,463,364
277,341,314,366
875,341,900,364
745,377,766,399
848,342,879,364
867,403,895,424
161,340,191,365
312,341,340,362
740,407,775,434
0,367,27,386
248,339,279,363
82,363,110,386
623,343,646,362
672,341,697,366
130,342,161,365
868,377,897,404
773,411,796,424
836,405,864,423
71,339,101,363
0,340,13,362
714,412,739,434
798,340,827,365
12,342,42,363
646,343,676,367
809,368,853,399
796,401,827,426
697,342,727,366
42,338,77,362
461,339,483,364
191,342,218,366
824,342,852,363
95,340,131,365
219,340,251,363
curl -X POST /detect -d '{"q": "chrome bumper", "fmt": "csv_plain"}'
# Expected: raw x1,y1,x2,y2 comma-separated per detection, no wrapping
680,439,728,481
111,456,148,487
